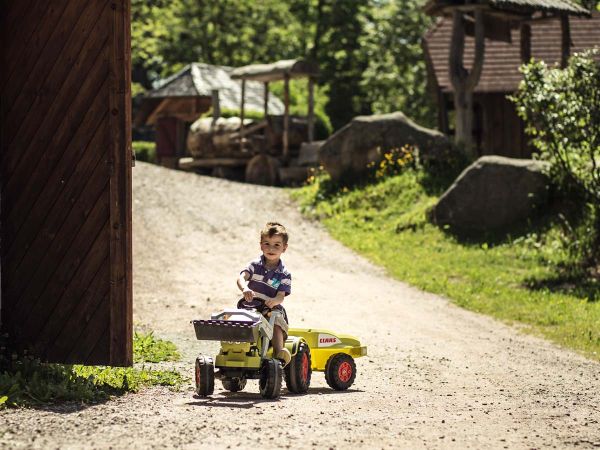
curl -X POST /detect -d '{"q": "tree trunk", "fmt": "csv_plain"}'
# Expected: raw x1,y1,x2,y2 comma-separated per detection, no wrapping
449,9,485,158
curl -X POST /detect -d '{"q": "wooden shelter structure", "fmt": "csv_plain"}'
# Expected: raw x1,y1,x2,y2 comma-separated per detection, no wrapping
423,0,591,157
1,0,133,365
230,59,319,162
424,11,600,157
135,63,284,168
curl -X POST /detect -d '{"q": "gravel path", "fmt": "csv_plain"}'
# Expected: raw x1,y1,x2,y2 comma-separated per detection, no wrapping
1,162,599,449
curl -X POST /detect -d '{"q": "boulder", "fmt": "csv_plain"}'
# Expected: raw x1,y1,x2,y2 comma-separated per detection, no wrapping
318,112,452,182
432,156,551,232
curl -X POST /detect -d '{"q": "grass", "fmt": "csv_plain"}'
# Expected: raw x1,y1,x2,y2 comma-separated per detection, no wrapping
291,168,600,360
0,331,185,409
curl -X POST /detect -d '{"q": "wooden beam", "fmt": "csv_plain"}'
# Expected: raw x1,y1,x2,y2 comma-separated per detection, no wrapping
561,14,571,68
211,89,220,121
108,0,132,366
283,74,290,161
240,79,246,152
308,77,315,143
520,24,531,64
263,81,269,117
449,8,485,157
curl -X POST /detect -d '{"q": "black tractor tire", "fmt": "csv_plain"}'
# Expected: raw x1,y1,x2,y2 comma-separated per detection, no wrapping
259,358,283,399
325,353,356,391
284,341,312,394
221,377,247,392
195,354,215,397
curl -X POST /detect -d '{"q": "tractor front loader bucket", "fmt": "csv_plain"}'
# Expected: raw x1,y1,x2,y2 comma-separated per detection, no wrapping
192,319,260,343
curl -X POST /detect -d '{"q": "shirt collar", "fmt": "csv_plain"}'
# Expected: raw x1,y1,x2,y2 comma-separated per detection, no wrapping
260,254,283,272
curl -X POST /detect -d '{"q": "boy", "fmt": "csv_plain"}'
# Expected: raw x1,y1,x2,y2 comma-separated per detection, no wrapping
237,222,292,367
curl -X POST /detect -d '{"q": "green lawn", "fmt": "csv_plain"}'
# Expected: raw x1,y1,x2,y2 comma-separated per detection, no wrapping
291,169,600,360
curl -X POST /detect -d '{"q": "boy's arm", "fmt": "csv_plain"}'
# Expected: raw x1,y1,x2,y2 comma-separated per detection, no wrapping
237,272,254,301
264,291,285,309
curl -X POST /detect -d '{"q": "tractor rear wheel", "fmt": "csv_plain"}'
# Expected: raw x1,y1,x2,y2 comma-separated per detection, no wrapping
195,354,215,397
325,353,356,391
284,342,312,394
259,358,283,399
221,377,247,392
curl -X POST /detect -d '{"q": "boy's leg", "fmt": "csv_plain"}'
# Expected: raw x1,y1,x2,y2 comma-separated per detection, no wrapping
272,325,290,366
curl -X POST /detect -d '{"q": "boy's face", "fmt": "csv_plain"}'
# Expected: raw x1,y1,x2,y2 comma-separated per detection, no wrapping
260,234,287,264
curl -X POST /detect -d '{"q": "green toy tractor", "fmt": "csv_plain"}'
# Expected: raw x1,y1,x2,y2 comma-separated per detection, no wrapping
192,308,367,399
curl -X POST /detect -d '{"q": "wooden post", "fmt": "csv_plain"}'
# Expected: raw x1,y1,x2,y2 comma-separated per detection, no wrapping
520,23,531,64
308,77,315,143
211,89,220,122
263,81,269,117
560,14,571,68
283,74,290,161
240,79,246,152
449,8,485,158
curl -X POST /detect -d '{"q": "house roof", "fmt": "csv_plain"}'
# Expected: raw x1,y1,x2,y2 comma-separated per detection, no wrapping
146,63,285,114
230,59,319,82
424,12,600,94
424,0,590,17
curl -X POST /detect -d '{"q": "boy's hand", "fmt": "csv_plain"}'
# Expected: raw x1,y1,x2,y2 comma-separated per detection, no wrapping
242,287,254,301
265,298,282,309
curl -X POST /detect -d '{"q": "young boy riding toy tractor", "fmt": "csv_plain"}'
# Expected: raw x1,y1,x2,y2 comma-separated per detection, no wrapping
191,222,366,399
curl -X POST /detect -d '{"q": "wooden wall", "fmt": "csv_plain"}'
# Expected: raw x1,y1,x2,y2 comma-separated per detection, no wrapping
0,0,132,365
477,93,529,158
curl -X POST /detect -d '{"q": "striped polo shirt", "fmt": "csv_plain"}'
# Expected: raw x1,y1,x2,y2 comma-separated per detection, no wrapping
241,255,292,302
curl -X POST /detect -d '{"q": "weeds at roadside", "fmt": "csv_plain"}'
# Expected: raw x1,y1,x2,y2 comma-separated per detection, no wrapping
0,331,186,409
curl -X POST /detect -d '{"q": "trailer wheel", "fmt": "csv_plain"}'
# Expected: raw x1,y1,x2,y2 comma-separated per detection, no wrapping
325,353,356,391
284,341,312,394
195,355,215,397
259,358,283,399
221,377,247,392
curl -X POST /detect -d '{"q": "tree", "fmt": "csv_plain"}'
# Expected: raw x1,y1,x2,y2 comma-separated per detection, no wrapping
315,0,372,130
512,51,600,263
359,0,435,127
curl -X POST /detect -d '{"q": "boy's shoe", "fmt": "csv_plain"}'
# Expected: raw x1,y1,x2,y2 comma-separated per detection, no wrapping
276,348,291,367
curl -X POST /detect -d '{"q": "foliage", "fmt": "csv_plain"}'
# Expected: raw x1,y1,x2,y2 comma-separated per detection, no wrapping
366,145,417,180
131,0,435,132
511,51,600,264
314,0,372,130
291,169,600,360
0,332,184,408
133,140,156,164
270,78,333,138
133,331,180,363
359,0,436,127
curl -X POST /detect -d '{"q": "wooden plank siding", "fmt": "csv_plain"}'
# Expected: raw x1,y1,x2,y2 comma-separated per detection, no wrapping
0,0,132,365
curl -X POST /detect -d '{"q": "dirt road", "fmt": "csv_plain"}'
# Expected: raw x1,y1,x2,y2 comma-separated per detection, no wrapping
2,162,599,449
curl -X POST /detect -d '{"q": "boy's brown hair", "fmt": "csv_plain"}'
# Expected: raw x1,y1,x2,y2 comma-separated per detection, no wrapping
260,222,288,244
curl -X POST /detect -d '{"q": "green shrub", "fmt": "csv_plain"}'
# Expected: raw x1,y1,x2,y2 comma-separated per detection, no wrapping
0,331,184,408
511,51,600,265
133,140,156,163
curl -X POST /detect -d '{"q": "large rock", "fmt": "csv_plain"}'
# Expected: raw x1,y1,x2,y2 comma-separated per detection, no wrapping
432,156,551,232
319,112,452,182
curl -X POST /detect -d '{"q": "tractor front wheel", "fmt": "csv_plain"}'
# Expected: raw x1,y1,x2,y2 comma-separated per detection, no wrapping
325,353,356,391
195,354,215,397
284,341,312,394
222,377,247,392
259,358,283,399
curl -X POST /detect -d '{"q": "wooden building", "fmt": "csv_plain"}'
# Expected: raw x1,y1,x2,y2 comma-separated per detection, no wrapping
423,0,596,158
1,1,133,365
134,63,284,167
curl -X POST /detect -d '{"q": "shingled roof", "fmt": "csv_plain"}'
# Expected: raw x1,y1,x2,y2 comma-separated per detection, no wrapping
424,0,590,16
146,63,284,114
424,12,600,94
